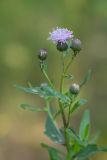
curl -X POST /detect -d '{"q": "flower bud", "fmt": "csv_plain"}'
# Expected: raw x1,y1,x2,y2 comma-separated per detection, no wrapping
41,83,48,88
38,48,47,60
71,38,82,53
56,41,68,52
69,83,80,95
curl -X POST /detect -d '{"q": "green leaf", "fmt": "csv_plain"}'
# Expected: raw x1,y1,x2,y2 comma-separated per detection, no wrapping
15,84,70,105
80,69,92,87
64,74,74,80
99,147,107,152
79,110,90,141
54,96,85,119
20,103,45,112
66,128,83,147
66,128,83,160
90,132,101,144
75,144,107,160
70,99,88,114
76,144,97,160
44,111,65,144
41,143,61,160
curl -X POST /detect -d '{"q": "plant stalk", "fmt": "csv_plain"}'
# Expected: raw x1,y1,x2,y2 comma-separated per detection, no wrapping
59,54,76,155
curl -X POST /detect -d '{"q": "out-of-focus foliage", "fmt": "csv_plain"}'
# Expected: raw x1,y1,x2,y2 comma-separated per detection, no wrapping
0,0,107,159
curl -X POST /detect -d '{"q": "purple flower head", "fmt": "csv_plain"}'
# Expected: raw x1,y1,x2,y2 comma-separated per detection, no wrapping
48,27,74,43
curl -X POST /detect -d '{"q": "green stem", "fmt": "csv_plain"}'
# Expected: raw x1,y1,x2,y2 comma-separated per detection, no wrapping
67,103,72,127
60,74,64,93
60,54,65,93
42,69,54,88
46,101,52,118
67,95,78,127
40,61,54,88
60,54,75,93
59,54,67,128
64,128,70,152
59,54,76,155
58,101,67,127
64,54,75,74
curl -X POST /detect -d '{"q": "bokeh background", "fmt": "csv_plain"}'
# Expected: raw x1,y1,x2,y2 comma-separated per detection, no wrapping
0,0,107,159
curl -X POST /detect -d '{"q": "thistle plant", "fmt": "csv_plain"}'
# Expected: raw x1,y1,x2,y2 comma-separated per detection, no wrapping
16,27,107,160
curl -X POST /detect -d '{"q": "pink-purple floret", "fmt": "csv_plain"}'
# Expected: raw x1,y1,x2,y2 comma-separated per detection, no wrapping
48,27,74,43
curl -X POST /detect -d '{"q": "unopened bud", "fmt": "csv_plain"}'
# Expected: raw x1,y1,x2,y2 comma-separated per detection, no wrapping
38,48,47,60
71,38,82,53
41,83,48,87
69,83,80,94
56,41,68,52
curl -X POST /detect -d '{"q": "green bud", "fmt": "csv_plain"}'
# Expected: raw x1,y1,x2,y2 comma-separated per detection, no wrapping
69,83,80,94
38,48,47,60
71,38,82,53
41,83,48,87
56,41,68,52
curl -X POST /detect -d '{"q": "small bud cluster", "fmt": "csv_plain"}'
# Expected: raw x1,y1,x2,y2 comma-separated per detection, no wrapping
48,27,82,53
38,27,82,61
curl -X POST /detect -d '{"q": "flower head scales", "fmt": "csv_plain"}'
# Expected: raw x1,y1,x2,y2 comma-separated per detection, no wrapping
48,27,74,43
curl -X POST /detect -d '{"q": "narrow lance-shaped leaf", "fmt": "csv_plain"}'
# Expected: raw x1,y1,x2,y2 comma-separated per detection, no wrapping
20,103,45,112
89,131,101,144
70,99,88,114
15,84,70,105
64,74,74,80
41,143,62,160
66,128,84,160
44,108,65,144
54,96,86,119
66,128,83,146
75,144,107,160
80,69,92,88
79,110,90,141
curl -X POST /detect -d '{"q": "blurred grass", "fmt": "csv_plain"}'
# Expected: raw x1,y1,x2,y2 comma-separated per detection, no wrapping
0,0,107,159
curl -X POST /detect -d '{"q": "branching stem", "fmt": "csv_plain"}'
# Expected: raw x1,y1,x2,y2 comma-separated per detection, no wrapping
42,69,54,88
59,53,76,154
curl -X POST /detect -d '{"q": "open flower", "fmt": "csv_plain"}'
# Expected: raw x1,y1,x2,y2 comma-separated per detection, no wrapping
48,27,74,43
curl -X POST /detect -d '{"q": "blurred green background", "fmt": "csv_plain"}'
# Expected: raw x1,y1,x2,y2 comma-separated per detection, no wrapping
0,0,107,159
